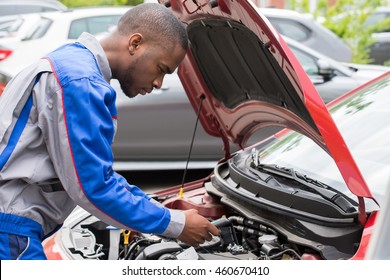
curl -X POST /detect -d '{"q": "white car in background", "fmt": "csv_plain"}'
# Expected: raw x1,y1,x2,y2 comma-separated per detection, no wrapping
0,13,47,60
0,6,131,68
0,0,67,17
0,14,37,38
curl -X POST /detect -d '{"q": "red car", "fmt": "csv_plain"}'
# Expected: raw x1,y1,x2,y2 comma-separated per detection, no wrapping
43,0,389,260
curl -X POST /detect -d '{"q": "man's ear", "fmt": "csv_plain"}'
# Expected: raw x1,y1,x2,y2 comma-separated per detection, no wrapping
128,33,143,55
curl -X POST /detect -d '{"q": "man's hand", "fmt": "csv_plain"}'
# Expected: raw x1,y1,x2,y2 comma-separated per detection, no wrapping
177,209,220,247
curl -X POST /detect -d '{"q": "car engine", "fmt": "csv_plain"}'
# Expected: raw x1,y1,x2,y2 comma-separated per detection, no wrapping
57,164,363,260
61,212,310,260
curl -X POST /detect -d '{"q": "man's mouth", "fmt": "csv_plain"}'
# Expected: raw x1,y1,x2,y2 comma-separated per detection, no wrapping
139,88,152,95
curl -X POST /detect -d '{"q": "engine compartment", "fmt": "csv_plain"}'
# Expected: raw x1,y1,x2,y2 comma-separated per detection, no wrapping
53,154,365,260
59,211,317,260
56,174,363,260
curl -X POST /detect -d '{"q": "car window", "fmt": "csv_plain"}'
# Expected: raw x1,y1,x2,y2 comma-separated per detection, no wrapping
22,17,52,40
68,15,122,39
366,11,390,32
0,18,23,33
289,46,318,75
267,18,311,42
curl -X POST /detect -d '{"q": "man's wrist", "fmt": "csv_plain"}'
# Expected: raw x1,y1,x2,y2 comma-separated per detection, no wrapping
161,209,185,238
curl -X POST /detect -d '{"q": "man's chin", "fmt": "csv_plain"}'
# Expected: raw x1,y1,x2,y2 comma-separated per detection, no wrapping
125,92,138,98
120,86,137,98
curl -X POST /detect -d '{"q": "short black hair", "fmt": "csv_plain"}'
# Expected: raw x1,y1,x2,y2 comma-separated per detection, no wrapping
118,3,188,51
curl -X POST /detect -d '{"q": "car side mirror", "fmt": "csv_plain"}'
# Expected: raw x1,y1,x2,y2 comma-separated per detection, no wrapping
317,59,335,82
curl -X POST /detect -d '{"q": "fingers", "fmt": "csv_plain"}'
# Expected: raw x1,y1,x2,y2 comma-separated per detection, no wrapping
207,222,221,237
204,232,213,242
177,209,222,247
192,233,212,247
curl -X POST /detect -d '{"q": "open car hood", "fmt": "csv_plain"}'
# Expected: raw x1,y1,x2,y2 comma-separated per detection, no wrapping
161,0,375,219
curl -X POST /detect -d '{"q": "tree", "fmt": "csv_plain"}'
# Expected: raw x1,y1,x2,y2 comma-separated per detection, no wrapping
287,0,390,64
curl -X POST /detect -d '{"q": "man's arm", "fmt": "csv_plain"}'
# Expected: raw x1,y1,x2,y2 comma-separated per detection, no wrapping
39,75,183,236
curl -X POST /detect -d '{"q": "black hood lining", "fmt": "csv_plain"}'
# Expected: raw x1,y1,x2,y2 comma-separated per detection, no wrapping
187,18,318,133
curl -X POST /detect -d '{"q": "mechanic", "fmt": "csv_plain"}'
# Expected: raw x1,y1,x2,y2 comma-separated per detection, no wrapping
0,3,219,260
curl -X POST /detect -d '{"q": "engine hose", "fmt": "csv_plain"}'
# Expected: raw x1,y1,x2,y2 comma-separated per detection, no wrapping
234,225,264,237
268,248,302,260
228,216,277,235
124,238,160,260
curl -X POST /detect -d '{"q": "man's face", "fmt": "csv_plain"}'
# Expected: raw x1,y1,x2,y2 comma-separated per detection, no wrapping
117,43,186,98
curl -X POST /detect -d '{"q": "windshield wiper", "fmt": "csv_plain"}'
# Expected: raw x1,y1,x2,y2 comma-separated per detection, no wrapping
249,163,357,213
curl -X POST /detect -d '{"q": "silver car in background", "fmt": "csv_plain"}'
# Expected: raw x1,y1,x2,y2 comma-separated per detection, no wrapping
260,8,352,62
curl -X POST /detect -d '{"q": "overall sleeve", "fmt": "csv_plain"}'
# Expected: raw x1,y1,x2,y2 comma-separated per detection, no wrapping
40,75,184,237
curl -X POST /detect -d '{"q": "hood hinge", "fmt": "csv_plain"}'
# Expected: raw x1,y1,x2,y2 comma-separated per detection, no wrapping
358,197,367,226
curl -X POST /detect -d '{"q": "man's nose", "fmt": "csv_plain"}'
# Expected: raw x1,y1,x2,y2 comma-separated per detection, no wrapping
153,75,164,89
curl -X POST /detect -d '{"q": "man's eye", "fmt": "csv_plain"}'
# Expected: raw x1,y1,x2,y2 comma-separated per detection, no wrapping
159,66,169,75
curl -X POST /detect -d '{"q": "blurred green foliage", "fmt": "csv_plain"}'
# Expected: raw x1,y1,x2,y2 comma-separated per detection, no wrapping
59,0,143,8
287,0,390,64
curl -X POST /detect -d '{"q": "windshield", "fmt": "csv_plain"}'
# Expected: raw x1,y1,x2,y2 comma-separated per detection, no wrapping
255,74,390,206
